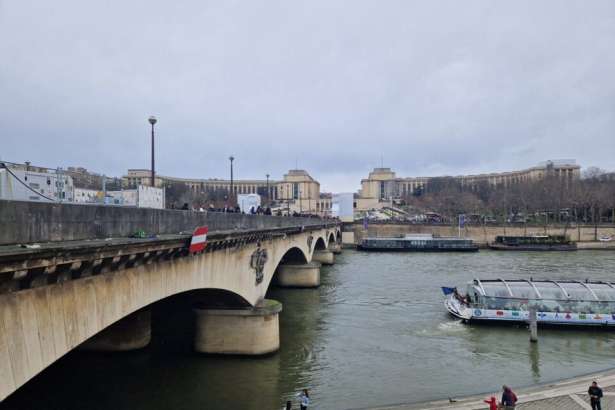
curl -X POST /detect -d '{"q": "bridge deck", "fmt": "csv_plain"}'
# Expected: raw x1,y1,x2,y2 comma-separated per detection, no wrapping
0,221,339,292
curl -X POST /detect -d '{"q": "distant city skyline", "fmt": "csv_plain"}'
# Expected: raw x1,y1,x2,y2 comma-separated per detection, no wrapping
2,1,614,192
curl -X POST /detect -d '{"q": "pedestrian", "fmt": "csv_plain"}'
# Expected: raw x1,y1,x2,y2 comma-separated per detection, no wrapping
501,385,517,409
298,389,310,410
484,396,497,410
588,381,603,410
282,400,292,410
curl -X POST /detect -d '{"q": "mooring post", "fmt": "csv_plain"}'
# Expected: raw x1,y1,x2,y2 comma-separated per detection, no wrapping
529,307,538,342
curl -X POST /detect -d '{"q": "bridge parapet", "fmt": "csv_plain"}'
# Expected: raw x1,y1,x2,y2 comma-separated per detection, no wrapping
0,199,332,245
0,201,337,294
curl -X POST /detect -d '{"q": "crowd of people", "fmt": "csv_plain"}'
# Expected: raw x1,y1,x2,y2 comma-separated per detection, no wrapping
170,202,335,219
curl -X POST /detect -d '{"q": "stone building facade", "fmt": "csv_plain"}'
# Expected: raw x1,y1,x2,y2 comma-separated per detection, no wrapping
122,168,332,215
358,160,581,210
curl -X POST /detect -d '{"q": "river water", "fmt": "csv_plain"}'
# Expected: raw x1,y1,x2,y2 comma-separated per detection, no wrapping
5,250,615,410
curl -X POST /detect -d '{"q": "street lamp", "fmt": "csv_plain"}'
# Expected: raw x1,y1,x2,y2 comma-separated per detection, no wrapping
148,116,157,187
266,173,270,206
229,156,234,206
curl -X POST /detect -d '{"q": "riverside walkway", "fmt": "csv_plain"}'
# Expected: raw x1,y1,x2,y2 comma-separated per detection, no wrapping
363,369,615,410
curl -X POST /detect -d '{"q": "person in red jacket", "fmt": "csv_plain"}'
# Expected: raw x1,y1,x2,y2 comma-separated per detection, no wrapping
484,396,498,410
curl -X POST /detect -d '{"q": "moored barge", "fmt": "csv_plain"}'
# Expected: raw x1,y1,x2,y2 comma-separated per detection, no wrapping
358,234,478,252
489,235,576,251
443,278,615,327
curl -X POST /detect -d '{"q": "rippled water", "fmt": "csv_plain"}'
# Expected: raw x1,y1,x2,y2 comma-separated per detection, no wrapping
5,250,615,409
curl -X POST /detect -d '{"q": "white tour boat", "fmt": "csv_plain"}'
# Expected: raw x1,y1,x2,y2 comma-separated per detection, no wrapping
443,279,615,327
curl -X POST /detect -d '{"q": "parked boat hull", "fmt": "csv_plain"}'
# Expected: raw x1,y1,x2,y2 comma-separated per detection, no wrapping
488,243,577,251
358,245,478,252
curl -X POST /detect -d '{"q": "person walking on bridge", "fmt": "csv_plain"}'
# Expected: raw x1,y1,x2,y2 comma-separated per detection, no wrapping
588,381,603,410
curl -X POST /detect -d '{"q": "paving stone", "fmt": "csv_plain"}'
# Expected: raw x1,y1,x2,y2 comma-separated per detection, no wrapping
577,392,615,408
516,395,585,410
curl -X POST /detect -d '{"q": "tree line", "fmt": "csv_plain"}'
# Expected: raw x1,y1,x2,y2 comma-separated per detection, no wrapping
403,167,615,226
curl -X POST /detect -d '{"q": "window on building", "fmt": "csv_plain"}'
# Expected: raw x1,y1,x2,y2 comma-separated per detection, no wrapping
293,183,299,200
380,181,386,200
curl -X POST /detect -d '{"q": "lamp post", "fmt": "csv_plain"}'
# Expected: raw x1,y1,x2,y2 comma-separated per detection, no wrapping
148,116,157,187
266,173,270,206
299,185,303,214
229,156,234,206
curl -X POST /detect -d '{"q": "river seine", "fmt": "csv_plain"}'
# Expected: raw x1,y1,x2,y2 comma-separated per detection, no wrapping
4,250,615,409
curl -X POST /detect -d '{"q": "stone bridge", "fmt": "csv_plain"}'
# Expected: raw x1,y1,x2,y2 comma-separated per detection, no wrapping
0,200,342,401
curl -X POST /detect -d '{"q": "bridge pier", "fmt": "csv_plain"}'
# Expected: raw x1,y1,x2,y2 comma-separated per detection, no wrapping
312,249,335,265
79,309,151,352
330,243,342,254
275,261,321,287
193,299,282,355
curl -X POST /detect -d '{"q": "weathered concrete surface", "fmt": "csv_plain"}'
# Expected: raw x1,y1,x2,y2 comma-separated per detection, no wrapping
79,309,151,352
312,249,335,265
0,226,337,401
193,299,282,355
361,368,615,410
0,199,330,245
330,243,343,254
275,262,321,288
345,222,615,247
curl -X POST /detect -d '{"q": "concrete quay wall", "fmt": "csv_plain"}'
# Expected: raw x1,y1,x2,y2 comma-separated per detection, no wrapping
0,199,329,245
344,223,615,247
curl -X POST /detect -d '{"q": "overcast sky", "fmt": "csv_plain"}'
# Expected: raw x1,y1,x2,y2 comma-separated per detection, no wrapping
1,1,614,192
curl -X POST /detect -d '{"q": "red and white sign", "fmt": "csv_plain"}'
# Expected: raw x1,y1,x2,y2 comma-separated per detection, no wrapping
189,226,208,253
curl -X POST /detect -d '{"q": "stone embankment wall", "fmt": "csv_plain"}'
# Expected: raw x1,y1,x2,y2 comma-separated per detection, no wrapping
344,222,615,248
0,200,328,245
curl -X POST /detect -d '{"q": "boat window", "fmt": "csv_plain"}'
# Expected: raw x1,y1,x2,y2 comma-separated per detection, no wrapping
475,297,615,314
481,283,510,298
533,282,565,300
507,282,534,299
586,283,615,301
563,282,594,300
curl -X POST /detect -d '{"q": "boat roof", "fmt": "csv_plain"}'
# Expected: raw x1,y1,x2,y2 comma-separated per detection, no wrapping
470,279,615,302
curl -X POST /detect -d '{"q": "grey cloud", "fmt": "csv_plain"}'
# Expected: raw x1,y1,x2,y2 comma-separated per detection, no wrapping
1,0,614,192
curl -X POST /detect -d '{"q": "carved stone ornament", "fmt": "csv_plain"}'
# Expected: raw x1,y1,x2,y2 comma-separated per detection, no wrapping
307,235,314,251
250,247,268,285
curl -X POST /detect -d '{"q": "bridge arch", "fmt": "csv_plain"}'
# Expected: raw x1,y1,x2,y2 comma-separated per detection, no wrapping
277,246,309,265
314,237,327,251
328,232,336,246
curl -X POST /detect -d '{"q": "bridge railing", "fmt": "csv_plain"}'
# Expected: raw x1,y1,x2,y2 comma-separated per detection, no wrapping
0,199,337,245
